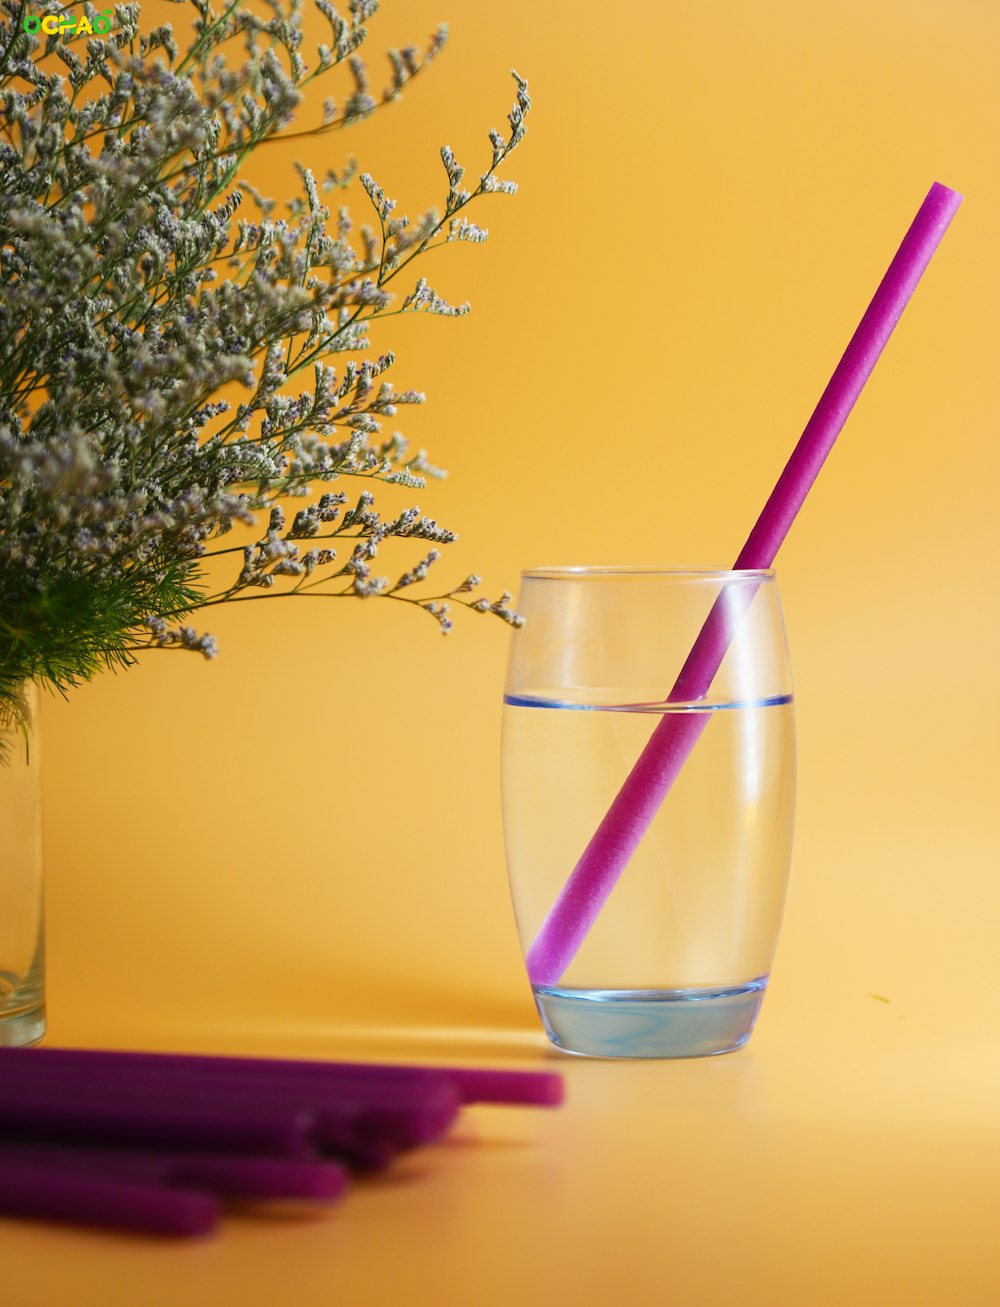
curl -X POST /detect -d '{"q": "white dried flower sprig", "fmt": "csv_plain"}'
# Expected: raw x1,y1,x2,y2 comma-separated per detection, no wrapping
0,0,531,725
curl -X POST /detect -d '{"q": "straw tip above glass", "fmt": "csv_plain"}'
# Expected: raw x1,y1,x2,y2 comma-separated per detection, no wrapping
930,180,964,203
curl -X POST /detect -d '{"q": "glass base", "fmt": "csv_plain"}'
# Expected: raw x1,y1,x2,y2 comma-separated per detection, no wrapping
0,1004,46,1048
0,963,46,1047
533,977,768,1058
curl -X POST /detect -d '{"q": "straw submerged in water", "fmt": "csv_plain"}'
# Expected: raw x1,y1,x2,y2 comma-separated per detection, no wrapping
526,181,964,989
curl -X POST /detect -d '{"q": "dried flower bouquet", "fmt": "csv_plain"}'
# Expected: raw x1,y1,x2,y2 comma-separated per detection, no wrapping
0,0,529,734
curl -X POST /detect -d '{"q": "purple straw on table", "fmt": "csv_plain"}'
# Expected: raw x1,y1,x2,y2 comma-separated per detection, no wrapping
525,180,964,988
0,1141,349,1202
0,1083,315,1154
0,1162,219,1237
0,1054,564,1235
0,1049,563,1177
0,1048,565,1108
0,1061,454,1165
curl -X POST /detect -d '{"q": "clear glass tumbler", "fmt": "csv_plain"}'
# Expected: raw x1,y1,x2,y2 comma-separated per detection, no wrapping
502,567,795,1058
0,683,46,1048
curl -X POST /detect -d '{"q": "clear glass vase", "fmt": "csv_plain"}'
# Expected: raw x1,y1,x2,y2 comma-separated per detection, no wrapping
502,567,795,1058
0,683,46,1047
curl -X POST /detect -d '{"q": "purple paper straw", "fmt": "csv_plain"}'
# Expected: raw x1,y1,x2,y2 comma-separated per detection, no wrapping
0,1162,219,1236
525,180,964,988
0,1054,460,1142
441,1067,564,1107
0,1142,348,1202
1,1048,565,1108
0,1084,315,1154
0,1055,467,1170
0,1074,414,1169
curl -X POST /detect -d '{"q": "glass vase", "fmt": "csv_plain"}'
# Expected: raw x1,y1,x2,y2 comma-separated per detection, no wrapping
0,682,46,1047
502,567,795,1058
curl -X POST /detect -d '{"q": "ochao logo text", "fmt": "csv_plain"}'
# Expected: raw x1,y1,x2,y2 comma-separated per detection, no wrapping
23,9,114,37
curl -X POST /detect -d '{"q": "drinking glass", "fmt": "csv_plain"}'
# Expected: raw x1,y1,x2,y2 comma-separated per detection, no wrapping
0,682,46,1048
502,567,795,1058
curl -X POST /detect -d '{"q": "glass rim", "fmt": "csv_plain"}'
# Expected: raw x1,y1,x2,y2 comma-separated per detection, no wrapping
520,565,777,581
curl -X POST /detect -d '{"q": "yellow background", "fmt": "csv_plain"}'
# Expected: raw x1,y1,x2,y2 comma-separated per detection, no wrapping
13,0,1000,1301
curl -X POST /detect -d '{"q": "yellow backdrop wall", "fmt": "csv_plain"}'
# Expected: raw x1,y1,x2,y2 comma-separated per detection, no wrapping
41,0,999,1052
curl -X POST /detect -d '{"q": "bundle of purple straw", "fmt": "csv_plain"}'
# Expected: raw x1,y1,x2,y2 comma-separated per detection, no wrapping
0,1048,563,1236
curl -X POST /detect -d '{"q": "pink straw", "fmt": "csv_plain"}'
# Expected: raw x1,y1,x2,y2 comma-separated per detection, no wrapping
526,181,964,989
